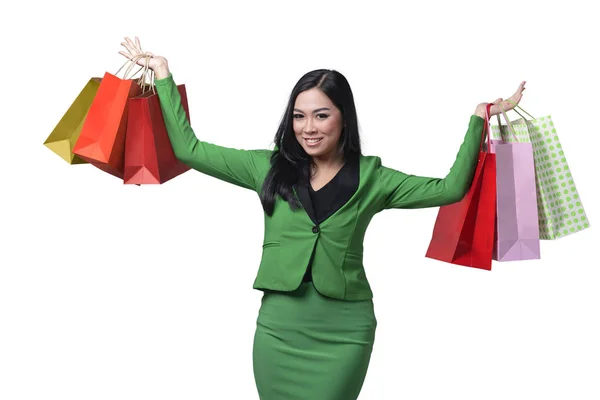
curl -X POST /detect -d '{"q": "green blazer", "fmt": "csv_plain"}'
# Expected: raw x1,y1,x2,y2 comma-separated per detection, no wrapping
155,74,485,301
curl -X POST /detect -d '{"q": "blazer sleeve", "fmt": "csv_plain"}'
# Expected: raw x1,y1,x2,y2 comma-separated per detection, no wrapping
377,114,485,210
154,73,272,192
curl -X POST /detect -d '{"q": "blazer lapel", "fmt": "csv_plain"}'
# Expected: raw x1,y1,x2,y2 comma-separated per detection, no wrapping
295,172,318,225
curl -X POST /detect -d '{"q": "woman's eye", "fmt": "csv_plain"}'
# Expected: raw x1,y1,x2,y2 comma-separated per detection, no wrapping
293,113,328,119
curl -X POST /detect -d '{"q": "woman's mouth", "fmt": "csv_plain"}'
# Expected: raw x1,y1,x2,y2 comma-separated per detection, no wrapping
304,137,323,146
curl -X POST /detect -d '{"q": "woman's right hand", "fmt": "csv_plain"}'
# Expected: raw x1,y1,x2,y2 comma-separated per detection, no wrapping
119,36,171,79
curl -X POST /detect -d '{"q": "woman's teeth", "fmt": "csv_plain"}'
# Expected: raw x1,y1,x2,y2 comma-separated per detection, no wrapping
305,138,323,143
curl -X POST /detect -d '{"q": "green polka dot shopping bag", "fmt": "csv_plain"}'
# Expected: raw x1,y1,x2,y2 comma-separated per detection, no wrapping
490,101,589,239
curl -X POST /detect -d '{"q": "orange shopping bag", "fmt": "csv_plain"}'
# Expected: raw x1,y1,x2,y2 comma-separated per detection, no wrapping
72,57,147,179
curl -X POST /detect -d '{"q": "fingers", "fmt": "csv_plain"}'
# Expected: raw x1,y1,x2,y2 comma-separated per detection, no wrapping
125,36,138,51
121,41,136,55
121,36,154,66
123,36,143,57
132,53,149,66
118,51,132,60
504,81,526,106
488,81,527,116
123,36,153,59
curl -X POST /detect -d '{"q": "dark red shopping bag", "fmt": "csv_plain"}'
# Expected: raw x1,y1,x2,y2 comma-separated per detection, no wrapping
123,84,191,184
425,104,497,270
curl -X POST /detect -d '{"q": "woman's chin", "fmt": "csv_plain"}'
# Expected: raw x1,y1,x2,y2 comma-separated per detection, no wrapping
304,147,324,156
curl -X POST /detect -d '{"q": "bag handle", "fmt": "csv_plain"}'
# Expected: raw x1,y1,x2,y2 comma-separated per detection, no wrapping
504,98,536,120
113,53,156,95
115,52,155,82
482,103,492,152
115,54,145,79
495,102,520,142
136,54,156,95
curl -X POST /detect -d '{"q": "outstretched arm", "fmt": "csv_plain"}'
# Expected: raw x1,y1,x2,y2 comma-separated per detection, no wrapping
377,113,484,210
154,72,271,192
119,36,271,192
377,82,527,210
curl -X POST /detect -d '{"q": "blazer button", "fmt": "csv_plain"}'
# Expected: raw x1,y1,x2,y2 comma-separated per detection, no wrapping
312,226,320,233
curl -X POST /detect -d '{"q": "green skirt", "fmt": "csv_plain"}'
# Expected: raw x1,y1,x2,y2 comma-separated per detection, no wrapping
252,281,377,400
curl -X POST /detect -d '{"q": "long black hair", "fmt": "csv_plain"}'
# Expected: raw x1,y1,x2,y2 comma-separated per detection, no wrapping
259,69,362,216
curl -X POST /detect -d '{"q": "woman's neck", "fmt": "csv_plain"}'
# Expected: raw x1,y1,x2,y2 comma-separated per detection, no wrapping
311,152,345,175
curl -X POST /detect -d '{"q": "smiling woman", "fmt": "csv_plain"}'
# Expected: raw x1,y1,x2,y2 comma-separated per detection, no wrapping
293,90,344,161
117,35,527,400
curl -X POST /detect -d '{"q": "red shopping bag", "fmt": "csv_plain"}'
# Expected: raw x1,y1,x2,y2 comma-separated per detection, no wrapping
72,61,144,179
425,104,497,270
123,84,191,184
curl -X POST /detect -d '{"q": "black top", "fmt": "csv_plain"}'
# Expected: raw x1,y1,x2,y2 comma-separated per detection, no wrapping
296,154,360,282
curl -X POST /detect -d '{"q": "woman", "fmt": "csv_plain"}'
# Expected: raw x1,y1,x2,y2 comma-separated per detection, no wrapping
119,36,526,400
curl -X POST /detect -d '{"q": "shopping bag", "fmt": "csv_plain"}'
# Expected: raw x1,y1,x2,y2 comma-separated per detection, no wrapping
43,78,102,164
491,100,590,239
489,105,540,261
425,104,497,270
72,59,146,179
124,72,191,184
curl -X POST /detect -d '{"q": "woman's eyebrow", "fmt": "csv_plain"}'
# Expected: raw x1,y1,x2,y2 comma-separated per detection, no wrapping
293,107,331,113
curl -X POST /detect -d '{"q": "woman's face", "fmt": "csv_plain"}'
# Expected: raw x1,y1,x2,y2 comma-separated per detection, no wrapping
293,88,344,160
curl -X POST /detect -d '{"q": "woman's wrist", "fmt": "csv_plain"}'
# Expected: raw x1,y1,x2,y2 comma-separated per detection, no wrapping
474,103,488,119
154,62,170,80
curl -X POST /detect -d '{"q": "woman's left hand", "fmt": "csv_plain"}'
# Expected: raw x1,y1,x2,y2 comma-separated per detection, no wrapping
475,81,526,118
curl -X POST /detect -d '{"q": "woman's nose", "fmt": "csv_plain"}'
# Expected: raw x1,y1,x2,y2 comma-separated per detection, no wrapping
303,118,317,133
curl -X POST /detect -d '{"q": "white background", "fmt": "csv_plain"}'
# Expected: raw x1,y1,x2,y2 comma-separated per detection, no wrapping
1,0,598,399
